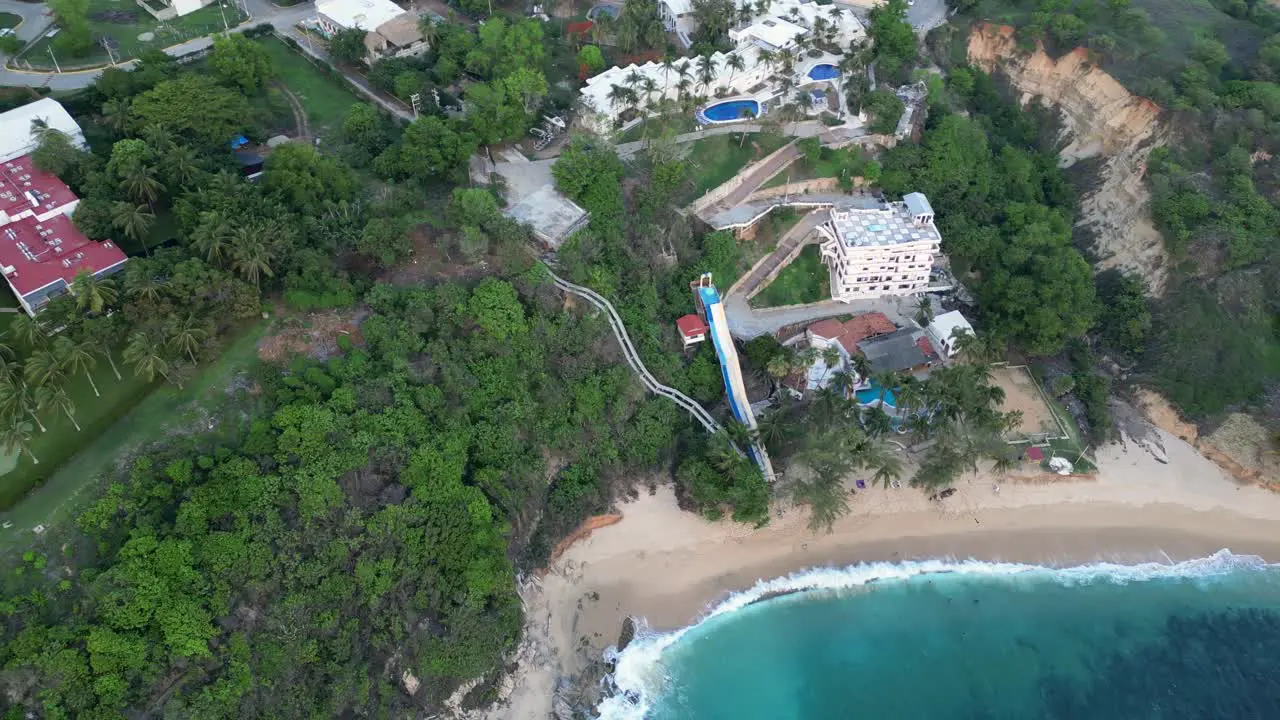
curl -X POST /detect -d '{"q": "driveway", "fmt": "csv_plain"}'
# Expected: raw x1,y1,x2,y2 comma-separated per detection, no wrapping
723,285,920,339
0,0,51,43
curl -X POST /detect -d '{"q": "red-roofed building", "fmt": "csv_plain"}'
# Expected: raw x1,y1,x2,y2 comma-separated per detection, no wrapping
0,155,128,315
676,313,709,348
1025,446,1046,462
805,312,896,355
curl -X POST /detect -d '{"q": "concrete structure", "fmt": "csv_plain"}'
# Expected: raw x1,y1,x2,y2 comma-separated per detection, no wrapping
503,185,589,248
0,99,85,165
926,310,974,359
0,156,127,315
314,0,428,63
817,191,940,302
676,313,709,348
579,0,866,133
137,0,218,21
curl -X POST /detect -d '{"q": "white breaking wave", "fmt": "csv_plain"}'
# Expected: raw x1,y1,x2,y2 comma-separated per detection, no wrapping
594,549,1272,719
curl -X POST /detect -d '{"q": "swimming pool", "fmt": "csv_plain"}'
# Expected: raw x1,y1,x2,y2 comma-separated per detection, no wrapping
698,99,760,124
854,381,896,408
807,63,840,81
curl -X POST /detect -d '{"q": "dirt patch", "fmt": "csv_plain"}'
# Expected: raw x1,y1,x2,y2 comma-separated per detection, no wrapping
376,225,486,286
545,514,623,566
257,309,366,363
91,10,139,23
992,365,1064,438
1135,389,1280,489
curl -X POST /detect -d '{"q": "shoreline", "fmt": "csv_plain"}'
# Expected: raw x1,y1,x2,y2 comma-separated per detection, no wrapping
487,427,1280,719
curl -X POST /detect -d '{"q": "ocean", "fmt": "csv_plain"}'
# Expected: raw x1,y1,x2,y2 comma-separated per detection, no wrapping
596,551,1280,719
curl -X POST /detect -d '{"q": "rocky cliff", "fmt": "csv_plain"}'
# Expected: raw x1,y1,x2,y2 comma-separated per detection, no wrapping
968,24,1169,294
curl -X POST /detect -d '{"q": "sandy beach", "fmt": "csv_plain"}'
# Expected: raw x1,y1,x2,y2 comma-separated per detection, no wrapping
488,427,1280,719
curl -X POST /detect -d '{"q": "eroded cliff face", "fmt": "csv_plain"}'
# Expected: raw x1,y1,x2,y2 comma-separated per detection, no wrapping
968,24,1169,294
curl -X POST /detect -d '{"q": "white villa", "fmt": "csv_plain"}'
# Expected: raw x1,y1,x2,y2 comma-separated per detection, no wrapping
818,192,941,302
580,0,867,133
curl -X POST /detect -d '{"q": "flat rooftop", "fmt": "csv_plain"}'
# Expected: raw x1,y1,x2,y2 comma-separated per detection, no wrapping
0,155,78,221
504,185,589,248
0,214,127,297
316,0,406,30
830,201,941,248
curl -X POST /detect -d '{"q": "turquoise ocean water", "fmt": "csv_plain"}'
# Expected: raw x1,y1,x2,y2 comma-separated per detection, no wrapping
596,551,1280,719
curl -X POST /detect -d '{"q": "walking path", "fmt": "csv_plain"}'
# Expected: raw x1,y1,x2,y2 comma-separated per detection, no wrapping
546,268,721,435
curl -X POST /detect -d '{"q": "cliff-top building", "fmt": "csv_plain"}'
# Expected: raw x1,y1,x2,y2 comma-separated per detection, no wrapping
818,192,940,302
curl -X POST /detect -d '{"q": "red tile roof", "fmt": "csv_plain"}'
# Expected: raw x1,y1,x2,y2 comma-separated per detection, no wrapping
916,336,936,358
0,155,78,220
808,312,896,354
1025,446,1045,462
676,313,708,338
0,214,127,297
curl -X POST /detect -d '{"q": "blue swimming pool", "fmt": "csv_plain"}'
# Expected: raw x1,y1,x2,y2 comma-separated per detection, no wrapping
699,99,760,123
855,381,896,408
807,63,840,81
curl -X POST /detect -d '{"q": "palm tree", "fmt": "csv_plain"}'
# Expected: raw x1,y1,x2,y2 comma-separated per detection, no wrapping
24,349,64,389
79,316,124,381
231,227,275,290
848,352,871,384
871,370,901,406
861,405,894,437
70,270,118,315
118,161,165,208
123,331,175,386
53,336,100,398
0,420,38,464
165,145,201,189
766,354,794,379
167,315,208,365
915,295,934,325
191,211,232,265
35,383,78,431
8,314,47,351
725,52,746,89
660,53,676,94
696,54,716,97
0,380,46,433
140,124,176,153
101,98,131,134
112,201,156,252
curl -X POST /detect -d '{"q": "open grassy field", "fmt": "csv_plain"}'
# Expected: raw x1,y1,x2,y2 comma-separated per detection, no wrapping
0,320,268,545
617,113,699,144
678,133,789,206
751,244,829,308
255,36,362,138
17,0,245,70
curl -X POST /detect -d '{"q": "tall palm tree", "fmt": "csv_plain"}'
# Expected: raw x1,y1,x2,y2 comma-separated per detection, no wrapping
53,336,100,398
70,270,118,315
696,54,716,97
660,53,676,94
230,229,276,291
165,145,201,189
725,52,746,89
0,380,46,433
118,161,165,208
848,352,871,384
0,419,38,464
34,383,78,431
123,331,175,386
8,314,47,351
140,124,176,154
24,349,65,396
79,316,124,381
191,211,232,265
915,295,934,325
112,201,156,252
101,98,131,134
167,315,208,365
871,370,901,406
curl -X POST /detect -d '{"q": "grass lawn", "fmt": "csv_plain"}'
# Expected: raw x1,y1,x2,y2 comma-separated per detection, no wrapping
255,36,362,137
0,357,156,511
0,12,21,30
752,244,829,308
617,113,699,144
18,0,245,70
678,133,789,206
762,146,868,189
0,320,268,544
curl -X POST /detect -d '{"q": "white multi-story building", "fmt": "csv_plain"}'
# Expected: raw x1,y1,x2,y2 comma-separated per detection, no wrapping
579,0,866,133
314,0,429,64
818,192,941,302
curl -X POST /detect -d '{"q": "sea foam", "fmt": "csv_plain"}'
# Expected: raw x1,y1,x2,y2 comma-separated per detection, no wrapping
594,549,1270,719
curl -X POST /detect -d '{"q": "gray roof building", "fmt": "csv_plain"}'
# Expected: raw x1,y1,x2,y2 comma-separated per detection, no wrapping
857,327,936,375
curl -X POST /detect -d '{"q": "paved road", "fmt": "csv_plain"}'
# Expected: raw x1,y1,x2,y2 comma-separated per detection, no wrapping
0,0,51,43
0,0,411,121
723,287,919,340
